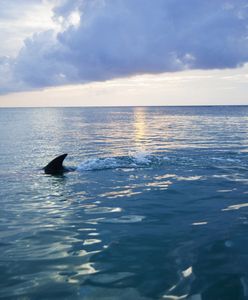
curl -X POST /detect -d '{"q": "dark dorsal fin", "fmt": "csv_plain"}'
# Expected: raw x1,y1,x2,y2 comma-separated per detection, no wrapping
44,154,68,175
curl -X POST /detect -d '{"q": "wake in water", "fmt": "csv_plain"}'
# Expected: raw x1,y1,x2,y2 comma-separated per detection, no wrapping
77,152,162,171
75,149,244,172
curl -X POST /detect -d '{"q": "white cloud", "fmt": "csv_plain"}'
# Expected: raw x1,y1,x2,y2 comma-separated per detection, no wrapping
0,0,58,57
0,0,248,95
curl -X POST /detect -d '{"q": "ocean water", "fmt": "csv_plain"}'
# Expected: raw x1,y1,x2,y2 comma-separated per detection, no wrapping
1,106,248,300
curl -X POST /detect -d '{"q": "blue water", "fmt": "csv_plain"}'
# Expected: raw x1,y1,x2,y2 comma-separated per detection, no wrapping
1,106,248,299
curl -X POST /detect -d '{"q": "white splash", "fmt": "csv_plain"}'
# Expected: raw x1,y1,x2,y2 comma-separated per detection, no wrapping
77,152,158,171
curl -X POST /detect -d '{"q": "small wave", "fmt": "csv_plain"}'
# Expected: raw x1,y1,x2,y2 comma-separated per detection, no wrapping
84,207,122,214
77,152,160,171
176,176,202,181
211,157,241,163
84,215,145,224
83,239,102,246
89,271,134,284
192,222,208,226
222,203,248,211
99,215,145,224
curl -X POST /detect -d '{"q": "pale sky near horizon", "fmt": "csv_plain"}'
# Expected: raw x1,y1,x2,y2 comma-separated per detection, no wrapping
0,0,248,107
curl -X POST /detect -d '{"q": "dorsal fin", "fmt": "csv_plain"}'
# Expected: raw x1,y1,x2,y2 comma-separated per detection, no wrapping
44,154,68,175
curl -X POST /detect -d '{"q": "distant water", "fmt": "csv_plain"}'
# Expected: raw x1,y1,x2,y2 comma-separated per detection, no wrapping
1,106,248,299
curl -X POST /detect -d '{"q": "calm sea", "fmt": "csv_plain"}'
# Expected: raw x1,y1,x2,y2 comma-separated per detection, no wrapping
1,106,248,299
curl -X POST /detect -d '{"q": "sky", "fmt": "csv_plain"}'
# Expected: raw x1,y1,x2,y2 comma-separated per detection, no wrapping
0,0,248,107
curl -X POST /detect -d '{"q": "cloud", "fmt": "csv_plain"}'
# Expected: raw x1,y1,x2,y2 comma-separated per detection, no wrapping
0,0,57,57
1,0,248,94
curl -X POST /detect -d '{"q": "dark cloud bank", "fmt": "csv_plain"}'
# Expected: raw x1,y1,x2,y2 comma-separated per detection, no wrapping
1,0,248,93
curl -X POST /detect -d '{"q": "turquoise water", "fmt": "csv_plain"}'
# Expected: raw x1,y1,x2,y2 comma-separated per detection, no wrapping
1,106,248,299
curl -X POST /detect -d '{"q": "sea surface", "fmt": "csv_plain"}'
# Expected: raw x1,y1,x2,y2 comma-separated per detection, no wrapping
1,106,248,300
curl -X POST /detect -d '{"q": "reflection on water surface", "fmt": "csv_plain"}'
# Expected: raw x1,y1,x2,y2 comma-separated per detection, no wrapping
1,106,248,299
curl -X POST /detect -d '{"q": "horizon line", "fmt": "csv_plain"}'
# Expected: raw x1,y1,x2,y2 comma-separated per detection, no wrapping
1,104,248,109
